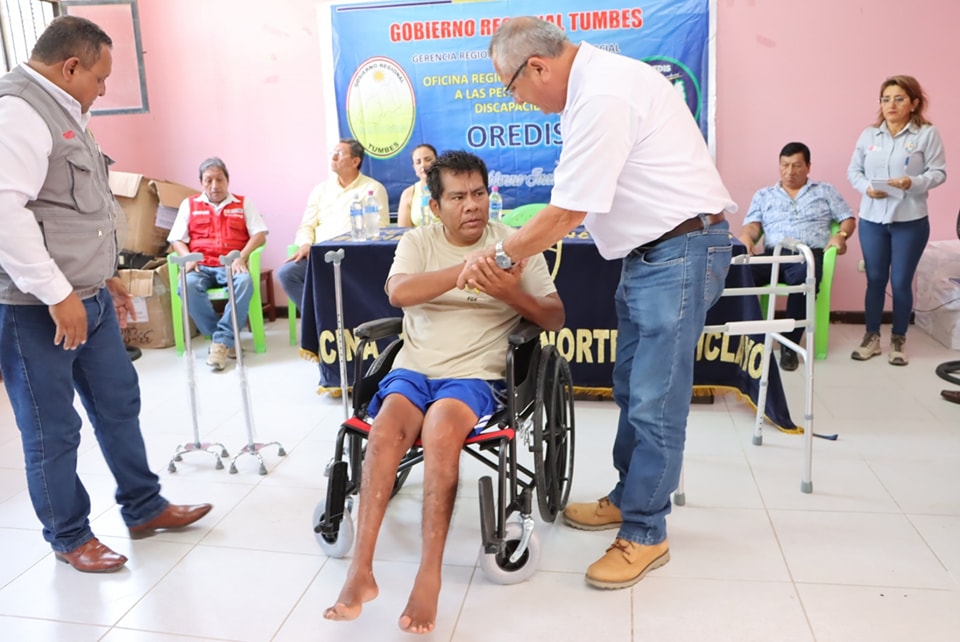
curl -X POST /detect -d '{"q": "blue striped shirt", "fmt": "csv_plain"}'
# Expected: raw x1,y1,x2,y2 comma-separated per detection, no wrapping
744,180,855,248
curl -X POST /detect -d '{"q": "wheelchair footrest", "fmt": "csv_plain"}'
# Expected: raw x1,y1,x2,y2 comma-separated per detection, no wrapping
478,475,498,554
319,461,349,535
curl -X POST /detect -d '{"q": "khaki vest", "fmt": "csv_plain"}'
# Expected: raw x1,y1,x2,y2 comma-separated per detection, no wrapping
0,66,119,304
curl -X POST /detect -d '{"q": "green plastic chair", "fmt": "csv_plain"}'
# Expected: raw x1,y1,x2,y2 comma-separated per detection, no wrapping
500,202,547,227
287,243,298,345
758,222,839,360
167,245,267,356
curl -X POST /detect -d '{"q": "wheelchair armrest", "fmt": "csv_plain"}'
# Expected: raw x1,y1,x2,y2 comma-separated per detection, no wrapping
508,320,543,346
355,317,403,341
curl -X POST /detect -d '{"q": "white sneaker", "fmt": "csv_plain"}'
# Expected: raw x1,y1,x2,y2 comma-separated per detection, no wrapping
851,332,881,361
207,342,228,370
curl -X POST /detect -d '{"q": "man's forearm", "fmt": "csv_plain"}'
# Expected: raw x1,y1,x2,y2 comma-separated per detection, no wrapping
387,264,462,308
502,204,586,260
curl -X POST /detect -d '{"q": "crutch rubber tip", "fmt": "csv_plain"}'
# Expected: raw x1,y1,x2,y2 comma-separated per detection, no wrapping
215,459,224,470
229,463,238,474
167,462,177,473
278,447,287,457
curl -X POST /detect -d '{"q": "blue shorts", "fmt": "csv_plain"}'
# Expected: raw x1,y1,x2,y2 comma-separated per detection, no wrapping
366,368,505,436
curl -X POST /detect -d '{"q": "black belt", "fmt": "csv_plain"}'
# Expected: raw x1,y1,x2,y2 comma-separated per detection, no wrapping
630,212,725,254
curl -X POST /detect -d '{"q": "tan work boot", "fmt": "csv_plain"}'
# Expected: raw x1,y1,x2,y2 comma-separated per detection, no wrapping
563,497,622,531
585,537,670,589
207,342,228,370
888,334,908,366
851,331,881,361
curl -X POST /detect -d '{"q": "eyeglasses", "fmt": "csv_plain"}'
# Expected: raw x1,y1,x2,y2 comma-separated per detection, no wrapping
879,96,909,105
504,58,530,96
331,149,349,159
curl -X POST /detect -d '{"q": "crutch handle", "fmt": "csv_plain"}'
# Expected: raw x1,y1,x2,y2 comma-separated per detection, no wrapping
324,249,345,265
219,250,242,266
170,252,203,266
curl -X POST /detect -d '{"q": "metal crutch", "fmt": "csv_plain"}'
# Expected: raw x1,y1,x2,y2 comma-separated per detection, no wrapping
167,252,229,472
325,249,351,420
219,250,286,475
322,249,354,484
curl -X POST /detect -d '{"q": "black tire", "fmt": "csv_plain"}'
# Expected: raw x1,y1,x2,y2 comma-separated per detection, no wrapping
935,361,960,386
532,345,576,522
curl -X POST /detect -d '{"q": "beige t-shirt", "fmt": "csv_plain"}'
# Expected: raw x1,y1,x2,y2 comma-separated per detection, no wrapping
388,221,557,380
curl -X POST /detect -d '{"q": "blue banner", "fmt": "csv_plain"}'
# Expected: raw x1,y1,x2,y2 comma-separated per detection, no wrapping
331,0,712,211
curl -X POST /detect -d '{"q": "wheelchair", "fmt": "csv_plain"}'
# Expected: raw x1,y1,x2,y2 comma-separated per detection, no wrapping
311,317,576,584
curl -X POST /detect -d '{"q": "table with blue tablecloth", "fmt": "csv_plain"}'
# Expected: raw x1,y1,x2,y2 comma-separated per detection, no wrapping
300,227,796,430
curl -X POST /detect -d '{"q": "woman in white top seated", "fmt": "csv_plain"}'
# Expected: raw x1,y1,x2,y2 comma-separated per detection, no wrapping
397,143,438,227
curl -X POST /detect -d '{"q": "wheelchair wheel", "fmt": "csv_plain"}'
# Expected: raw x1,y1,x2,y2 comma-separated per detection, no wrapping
532,345,576,522
312,498,354,558
478,522,541,585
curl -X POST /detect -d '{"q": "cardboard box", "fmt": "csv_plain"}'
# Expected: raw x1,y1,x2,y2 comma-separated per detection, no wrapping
109,172,196,256
118,259,176,349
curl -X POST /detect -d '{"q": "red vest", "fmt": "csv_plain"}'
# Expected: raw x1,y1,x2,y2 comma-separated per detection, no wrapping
187,195,251,267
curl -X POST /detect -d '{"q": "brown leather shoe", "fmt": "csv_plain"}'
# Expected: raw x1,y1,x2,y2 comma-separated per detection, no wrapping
585,537,670,589
129,503,213,538
54,537,127,573
941,390,960,405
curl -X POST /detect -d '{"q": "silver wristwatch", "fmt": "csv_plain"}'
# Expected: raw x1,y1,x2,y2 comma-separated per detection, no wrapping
494,241,514,269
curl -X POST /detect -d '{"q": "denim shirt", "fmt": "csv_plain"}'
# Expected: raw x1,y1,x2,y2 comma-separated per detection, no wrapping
847,122,947,224
744,180,854,248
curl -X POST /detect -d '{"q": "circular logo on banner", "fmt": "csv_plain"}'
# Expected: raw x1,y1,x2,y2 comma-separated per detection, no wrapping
345,57,416,160
643,57,702,122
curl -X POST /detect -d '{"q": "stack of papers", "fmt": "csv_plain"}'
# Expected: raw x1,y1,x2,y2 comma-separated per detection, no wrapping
870,179,904,199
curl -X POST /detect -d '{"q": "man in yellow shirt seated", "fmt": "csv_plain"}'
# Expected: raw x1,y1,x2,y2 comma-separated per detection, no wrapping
278,138,388,307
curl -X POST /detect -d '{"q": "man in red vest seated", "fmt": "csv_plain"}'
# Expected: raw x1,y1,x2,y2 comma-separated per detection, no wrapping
168,158,268,370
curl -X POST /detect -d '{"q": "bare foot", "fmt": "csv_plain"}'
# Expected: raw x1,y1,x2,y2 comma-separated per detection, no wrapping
398,571,441,634
323,569,379,621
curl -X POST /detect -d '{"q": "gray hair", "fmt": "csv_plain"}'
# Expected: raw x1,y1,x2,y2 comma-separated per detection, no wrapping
198,157,229,181
341,138,366,165
488,17,569,72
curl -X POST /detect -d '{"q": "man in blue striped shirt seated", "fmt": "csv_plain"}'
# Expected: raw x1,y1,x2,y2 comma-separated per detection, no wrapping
739,141,856,371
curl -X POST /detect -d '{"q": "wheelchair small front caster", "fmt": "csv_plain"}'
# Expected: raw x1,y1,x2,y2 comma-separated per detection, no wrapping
312,499,354,558
478,522,541,585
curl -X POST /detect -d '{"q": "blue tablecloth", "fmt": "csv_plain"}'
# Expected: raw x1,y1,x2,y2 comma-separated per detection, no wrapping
301,227,795,430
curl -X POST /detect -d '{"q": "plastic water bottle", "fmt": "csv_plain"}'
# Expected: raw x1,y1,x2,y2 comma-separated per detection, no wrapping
349,192,365,241
363,190,380,240
420,183,432,225
489,185,503,221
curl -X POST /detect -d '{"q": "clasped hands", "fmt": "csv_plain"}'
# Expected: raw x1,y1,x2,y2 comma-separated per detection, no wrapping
457,248,526,298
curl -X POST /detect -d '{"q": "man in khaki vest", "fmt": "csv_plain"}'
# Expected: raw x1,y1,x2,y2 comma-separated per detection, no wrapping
0,16,211,573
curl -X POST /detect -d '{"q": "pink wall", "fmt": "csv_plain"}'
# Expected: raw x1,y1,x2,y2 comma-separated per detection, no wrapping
94,0,960,311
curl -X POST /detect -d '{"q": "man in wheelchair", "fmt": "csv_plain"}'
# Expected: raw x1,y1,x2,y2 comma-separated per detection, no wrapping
323,151,564,633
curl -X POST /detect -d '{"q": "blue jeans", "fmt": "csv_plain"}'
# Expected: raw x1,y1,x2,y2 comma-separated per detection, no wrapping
607,220,732,545
858,217,929,335
184,266,254,348
0,289,167,552
277,258,307,309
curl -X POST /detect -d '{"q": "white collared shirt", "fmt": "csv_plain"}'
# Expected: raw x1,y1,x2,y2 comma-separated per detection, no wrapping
550,43,736,260
0,64,92,304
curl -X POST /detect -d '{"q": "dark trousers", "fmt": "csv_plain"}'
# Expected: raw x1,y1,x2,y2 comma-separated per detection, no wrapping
750,248,824,346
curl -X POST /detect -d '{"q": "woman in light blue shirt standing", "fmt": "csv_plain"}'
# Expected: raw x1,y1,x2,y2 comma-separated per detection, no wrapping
848,75,946,366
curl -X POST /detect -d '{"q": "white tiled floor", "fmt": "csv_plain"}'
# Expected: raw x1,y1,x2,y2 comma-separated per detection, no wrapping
0,322,958,641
